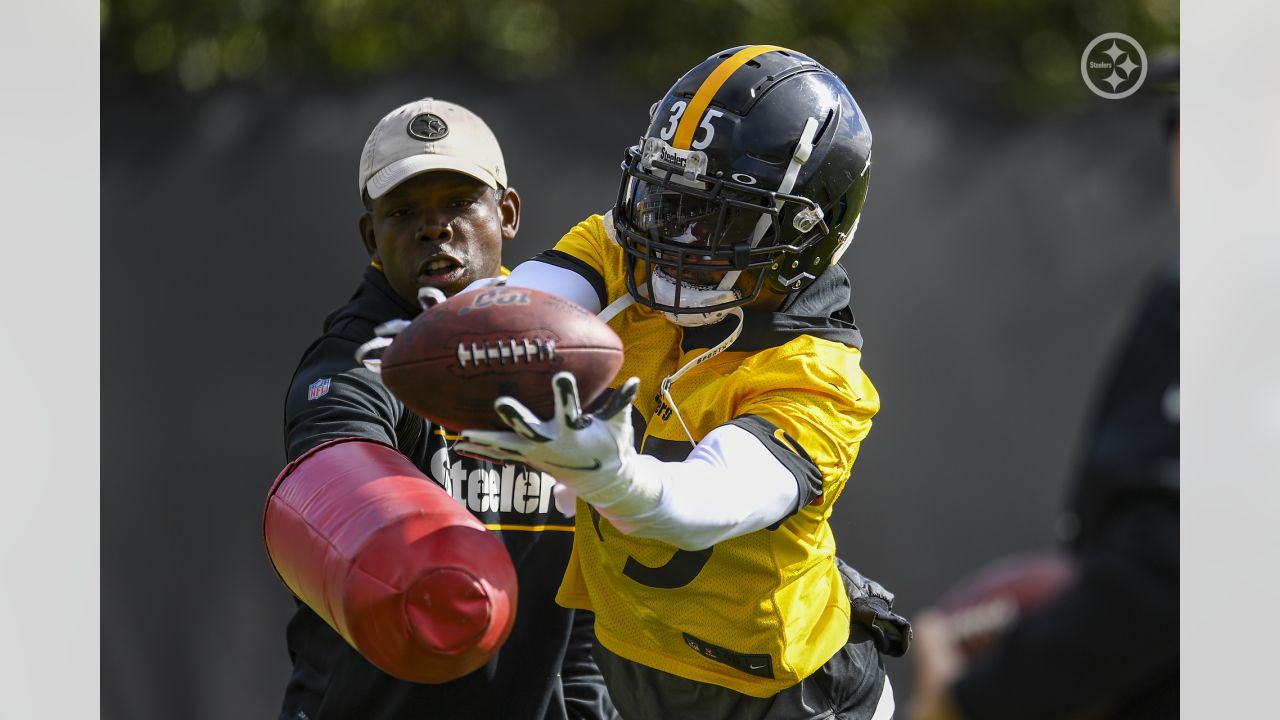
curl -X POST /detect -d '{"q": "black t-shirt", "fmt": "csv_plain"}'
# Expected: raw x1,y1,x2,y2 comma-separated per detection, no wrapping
277,266,615,720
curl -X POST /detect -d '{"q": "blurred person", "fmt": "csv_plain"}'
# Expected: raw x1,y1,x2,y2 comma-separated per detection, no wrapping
273,98,617,720
455,45,909,719
907,61,1180,720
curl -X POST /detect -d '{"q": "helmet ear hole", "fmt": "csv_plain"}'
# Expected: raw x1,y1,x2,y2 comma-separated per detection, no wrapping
811,108,837,146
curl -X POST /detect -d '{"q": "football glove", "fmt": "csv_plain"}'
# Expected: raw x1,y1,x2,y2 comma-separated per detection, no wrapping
456,373,659,517
837,556,913,657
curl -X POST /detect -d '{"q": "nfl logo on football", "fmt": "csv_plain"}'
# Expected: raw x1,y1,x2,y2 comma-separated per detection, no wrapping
307,378,332,401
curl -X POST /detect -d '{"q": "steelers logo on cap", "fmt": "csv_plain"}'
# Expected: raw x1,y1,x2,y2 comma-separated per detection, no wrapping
408,113,449,141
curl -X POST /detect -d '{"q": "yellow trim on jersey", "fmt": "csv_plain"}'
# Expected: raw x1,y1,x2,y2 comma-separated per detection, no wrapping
673,45,788,149
484,523,575,532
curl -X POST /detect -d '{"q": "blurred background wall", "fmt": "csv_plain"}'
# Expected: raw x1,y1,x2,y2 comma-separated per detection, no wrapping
100,1,1177,717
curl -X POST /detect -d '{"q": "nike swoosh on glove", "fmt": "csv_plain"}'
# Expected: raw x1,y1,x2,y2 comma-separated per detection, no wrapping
837,556,913,657
456,373,660,517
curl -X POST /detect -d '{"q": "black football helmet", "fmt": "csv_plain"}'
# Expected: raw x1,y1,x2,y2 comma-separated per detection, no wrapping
614,45,873,323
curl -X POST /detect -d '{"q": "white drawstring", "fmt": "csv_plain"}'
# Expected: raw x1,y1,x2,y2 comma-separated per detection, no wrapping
597,293,636,323
658,307,745,444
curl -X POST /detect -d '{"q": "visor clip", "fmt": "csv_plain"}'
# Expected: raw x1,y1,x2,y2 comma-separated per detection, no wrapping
793,207,824,234
733,243,751,270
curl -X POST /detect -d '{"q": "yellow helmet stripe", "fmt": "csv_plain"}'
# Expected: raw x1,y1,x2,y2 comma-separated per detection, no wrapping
672,45,788,150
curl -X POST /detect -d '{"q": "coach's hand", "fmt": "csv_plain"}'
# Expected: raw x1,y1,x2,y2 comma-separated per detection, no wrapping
457,373,659,516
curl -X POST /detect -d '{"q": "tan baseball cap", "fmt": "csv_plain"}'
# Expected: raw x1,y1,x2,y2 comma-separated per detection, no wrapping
358,98,508,201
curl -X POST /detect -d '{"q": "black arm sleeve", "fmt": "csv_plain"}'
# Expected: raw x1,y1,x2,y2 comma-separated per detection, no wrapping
726,414,824,528
952,496,1179,719
560,610,620,720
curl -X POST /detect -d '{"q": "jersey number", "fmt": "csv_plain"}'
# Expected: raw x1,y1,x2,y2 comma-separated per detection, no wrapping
591,506,713,589
623,547,713,589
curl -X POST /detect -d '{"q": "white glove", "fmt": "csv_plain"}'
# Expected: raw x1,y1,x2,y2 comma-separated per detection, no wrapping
456,373,660,516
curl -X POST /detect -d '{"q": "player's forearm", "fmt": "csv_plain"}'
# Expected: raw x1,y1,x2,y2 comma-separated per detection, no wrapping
594,425,799,550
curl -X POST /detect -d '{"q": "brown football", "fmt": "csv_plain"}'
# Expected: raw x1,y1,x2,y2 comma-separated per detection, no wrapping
380,285,624,431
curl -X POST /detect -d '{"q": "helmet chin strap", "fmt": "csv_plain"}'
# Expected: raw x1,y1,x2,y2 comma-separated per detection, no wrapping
650,271,740,327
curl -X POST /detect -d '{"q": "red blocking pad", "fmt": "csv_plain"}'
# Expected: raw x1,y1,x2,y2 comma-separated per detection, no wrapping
263,437,518,683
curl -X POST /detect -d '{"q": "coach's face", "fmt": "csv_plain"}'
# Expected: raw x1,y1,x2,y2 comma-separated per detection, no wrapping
360,171,520,303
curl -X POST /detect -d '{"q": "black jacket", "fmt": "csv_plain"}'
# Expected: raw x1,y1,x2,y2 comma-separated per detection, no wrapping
954,270,1180,719
278,266,616,720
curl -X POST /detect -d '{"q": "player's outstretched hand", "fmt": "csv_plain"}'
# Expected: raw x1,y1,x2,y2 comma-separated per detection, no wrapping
457,373,646,510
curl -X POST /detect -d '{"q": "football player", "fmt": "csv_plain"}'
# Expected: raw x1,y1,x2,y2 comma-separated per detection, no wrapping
458,46,903,719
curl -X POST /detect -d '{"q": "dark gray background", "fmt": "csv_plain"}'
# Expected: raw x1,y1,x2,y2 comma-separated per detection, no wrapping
102,65,1176,718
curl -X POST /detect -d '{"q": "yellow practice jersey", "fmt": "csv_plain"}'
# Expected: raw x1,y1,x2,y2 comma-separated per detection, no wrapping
536,213,880,697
